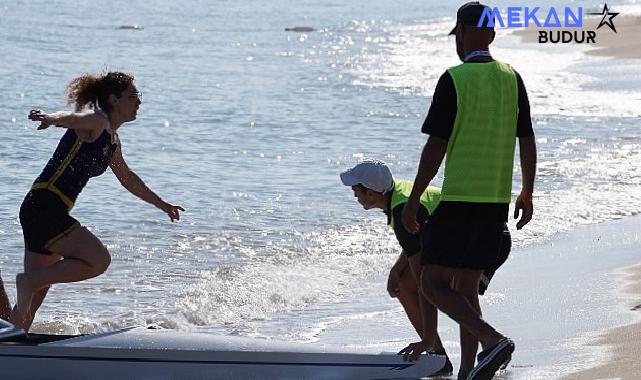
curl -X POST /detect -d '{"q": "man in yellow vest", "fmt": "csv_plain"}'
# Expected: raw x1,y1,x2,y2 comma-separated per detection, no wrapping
341,159,512,377
401,2,536,380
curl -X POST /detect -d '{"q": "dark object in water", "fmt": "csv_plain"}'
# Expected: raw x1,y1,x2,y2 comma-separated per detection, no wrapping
118,25,144,30
285,26,315,32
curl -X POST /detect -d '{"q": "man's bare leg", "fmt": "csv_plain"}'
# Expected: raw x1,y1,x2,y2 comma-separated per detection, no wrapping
452,270,483,380
422,265,504,350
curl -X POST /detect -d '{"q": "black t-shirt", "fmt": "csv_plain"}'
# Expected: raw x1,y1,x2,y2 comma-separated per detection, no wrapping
385,203,430,256
421,62,533,222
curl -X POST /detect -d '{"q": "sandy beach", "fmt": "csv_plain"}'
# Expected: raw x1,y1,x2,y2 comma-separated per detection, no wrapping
515,21,640,377
515,15,641,59
514,13,641,378
563,264,641,380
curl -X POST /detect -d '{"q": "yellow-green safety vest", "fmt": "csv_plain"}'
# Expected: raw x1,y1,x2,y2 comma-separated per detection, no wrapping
442,61,518,203
388,179,441,229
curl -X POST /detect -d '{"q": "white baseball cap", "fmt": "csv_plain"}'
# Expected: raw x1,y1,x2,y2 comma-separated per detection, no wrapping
340,159,394,193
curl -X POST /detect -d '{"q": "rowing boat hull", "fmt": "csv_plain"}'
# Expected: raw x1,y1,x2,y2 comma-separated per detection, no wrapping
0,328,446,379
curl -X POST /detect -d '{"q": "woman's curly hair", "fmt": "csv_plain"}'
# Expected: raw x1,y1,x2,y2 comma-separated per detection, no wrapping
66,72,134,113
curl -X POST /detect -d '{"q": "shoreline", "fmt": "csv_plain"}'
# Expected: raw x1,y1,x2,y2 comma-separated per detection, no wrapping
516,14,641,380
498,215,641,379
294,214,641,380
562,264,641,379
514,15,641,60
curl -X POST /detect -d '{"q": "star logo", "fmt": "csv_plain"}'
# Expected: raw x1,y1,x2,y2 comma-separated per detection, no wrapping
587,4,619,33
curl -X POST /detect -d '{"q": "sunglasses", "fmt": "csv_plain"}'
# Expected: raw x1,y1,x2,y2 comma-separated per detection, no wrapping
126,91,142,102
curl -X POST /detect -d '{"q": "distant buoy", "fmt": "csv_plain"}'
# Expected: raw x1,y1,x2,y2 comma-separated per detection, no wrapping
285,26,315,32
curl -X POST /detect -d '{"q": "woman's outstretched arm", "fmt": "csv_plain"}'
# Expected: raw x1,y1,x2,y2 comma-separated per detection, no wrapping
28,109,105,131
109,144,184,222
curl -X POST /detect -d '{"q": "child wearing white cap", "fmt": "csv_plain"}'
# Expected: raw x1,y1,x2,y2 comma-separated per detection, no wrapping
341,159,452,375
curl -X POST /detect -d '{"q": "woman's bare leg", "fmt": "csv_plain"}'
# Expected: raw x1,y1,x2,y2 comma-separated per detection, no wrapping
13,227,110,330
0,276,11,321
20,251,62,328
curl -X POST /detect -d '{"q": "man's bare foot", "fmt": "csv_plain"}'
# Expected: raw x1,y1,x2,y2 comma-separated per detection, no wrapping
481,334,506,352
457,368,470,380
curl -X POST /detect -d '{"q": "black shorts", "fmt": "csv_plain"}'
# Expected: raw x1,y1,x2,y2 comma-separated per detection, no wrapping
19,189,80,255
421,202,508,271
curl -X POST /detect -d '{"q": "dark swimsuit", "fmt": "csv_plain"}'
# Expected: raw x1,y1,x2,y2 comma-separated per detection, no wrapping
19,111,119,254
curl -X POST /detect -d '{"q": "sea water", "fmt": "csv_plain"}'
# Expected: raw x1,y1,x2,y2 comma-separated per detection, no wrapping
1,0,640,378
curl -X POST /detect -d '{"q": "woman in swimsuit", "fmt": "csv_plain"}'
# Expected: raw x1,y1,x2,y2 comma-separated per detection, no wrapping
12,72,184,331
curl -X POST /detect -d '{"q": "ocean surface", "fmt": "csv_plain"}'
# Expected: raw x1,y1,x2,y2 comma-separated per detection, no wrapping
1,0,641,378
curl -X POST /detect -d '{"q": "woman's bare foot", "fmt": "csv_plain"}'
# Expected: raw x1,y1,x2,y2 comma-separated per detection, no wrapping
11,273,35,330
9,306,29,331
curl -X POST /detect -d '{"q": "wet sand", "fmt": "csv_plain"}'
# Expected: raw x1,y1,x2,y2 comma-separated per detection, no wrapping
563,264,641,379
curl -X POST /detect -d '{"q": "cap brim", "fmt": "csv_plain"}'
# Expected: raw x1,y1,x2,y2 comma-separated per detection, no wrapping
448,26,457,35
340,171,359,187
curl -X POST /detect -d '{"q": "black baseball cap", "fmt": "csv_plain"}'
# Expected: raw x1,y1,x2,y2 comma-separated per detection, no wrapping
449,2,494,35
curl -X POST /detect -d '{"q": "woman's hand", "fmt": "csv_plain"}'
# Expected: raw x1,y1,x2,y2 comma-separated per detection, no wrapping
161,203,185,222
28,109,55,130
